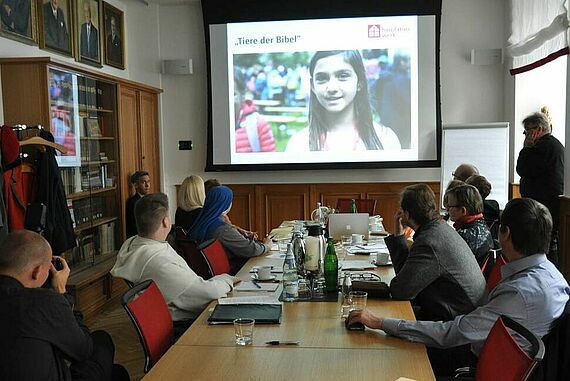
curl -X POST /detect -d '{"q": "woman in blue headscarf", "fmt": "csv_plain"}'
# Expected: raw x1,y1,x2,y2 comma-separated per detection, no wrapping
189,186,271,274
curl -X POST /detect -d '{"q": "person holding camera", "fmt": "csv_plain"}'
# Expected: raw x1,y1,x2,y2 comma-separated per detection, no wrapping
0,230,129,380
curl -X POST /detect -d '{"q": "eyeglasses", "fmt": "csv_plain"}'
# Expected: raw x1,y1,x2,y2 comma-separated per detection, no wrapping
523,126,538,135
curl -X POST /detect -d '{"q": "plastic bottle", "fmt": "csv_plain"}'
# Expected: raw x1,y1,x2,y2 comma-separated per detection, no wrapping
283,243,299,302
324,238,338,292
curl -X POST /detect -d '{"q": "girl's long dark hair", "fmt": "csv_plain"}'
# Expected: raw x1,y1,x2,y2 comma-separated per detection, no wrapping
308,50,382,151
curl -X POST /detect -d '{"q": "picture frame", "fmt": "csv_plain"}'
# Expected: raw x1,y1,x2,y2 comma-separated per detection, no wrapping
0,0,37,45
102,2,124,69
74,0,102,66
38,0,73,57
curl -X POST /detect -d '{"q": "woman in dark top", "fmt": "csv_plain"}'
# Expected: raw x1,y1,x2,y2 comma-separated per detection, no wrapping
175,175,205,231
444,184,494,266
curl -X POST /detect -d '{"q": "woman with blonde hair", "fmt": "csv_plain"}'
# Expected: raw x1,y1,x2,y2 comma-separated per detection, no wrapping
175,175,206,230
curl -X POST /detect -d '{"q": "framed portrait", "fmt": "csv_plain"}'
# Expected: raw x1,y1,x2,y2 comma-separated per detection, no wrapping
39,0,73,56
74,0,102,66
84,117,102,137
102,2,124,69
0,0,37,44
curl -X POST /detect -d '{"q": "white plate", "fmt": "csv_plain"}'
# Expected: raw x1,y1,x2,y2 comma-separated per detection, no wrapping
251,274,277,282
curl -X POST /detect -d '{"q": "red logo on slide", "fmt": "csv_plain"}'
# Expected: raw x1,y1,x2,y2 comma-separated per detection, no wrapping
368,24,381,38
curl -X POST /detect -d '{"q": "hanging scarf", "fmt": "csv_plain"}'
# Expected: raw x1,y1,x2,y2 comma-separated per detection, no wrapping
453,213,484,230
188,185,233,242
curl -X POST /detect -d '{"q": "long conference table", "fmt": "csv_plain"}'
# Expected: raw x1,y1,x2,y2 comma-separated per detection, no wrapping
143,230,436,380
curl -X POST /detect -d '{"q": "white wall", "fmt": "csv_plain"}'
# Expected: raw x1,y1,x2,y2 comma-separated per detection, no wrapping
0,0,162,122
157,0,507,208
1,0,510,212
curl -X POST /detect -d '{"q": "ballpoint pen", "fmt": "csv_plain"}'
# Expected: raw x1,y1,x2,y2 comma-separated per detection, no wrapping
251,279,262,289
265,340,300,345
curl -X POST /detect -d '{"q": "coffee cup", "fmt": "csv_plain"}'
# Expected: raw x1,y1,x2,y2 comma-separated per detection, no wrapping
257,266,272,280
351,233,364,244
376,252,390,265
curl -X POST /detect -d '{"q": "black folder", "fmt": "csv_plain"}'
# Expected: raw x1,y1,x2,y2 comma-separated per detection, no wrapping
207,304,282,324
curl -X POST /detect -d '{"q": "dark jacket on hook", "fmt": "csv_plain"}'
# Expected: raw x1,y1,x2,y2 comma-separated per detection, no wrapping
35,131,76,255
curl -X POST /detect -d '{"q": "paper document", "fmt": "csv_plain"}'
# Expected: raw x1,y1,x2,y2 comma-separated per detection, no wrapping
346,246,389,255
218,296,282,305
266,252,286,259
234,281,280,292
341,260,376,270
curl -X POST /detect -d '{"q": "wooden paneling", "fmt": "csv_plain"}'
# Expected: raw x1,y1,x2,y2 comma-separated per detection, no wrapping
559,196,570,281
172,182,441,237
139,91,160,192
226,184,255,231
117,85,140,239
1,62,49,126
510,183,521,199
255,184,311,236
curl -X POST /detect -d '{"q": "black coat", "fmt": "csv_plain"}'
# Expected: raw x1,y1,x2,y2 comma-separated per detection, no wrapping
36,131,76,255
516,134,564,228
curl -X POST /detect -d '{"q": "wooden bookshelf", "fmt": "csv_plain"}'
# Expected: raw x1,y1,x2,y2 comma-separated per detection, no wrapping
74,216,119,234
67,187,117,201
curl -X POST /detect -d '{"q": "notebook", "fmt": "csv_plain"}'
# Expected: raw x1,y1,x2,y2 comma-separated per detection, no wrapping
208,303,283,324
328,213,370,240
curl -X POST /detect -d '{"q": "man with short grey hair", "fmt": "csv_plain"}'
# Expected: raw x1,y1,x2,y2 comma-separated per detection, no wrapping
516,111,564,266
452,163,479,182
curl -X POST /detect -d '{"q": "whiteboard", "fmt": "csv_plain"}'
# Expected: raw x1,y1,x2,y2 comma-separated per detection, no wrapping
441,123,510,209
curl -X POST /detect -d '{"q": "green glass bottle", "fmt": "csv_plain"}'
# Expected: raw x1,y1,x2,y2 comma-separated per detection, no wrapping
350,199,358,213
324,238,338,292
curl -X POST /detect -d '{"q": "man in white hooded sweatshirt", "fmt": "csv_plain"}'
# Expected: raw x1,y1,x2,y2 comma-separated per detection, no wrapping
111,192,238,336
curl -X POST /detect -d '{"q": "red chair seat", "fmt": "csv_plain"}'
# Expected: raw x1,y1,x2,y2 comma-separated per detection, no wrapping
174,227,212,279
199,239,231,276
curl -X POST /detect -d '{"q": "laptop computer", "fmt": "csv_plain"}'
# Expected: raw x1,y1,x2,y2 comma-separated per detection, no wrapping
328,213,369,240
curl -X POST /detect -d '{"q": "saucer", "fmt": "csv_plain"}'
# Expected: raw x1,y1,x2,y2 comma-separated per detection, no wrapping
251,274,277,282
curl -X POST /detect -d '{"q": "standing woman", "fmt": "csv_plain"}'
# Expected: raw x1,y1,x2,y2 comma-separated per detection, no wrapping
286,50,401,152
175,175,206,231
188,186,271,274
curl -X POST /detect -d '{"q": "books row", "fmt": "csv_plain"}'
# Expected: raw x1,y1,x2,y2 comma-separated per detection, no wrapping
61,166,114,195
65,223,117,267
68,197,106,228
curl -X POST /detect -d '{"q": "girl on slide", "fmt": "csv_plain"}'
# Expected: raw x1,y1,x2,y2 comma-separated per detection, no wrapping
286,50,400,152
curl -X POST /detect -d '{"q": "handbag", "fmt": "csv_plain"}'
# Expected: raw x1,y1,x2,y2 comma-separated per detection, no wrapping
351,279,391,299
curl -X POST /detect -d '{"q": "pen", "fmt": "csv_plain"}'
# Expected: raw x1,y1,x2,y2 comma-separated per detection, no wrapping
251,279,262,289
265,340,300,345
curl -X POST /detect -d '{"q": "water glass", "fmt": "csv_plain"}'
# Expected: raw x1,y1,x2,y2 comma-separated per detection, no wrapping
312,278,326,299
234,318,254,346
297,279,312,300
277,239,289,252
341,235,352,246
349,291,368,312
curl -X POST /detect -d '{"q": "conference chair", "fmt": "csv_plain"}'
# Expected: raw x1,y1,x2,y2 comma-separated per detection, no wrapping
174,226,212,279
122,280,174,373
486,250,507,292
336,198,377,215
199,239,232,276
530,300,570,380
455,315,545,381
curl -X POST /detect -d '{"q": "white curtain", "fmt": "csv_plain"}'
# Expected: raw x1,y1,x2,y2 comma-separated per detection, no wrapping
506,0,569,74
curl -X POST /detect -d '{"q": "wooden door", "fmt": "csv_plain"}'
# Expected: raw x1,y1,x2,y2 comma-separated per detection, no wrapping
139,91,160,192
117,85,140,239
227,184,255,232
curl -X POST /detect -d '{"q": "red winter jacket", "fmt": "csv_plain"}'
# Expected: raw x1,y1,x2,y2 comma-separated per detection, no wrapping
235,101,276,153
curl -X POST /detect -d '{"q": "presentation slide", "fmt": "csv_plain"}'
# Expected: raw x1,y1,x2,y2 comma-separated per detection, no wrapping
208,14,438,168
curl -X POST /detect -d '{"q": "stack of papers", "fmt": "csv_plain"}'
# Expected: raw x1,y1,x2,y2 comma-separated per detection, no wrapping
345,243,389,255
234,281,280,292
218,296,281,305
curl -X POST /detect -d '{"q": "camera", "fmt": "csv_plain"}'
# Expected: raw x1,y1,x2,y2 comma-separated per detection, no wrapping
52,257,63,271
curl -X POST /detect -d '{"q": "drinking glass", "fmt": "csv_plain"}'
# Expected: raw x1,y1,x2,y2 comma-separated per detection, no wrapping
312,278,326,299
234,318,255,346
277,239,289,252
341,235,352,246
297,279,312,300
348,291,368,312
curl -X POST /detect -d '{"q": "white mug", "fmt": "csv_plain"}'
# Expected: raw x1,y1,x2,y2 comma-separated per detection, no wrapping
257,266,272,280
351,233,364,244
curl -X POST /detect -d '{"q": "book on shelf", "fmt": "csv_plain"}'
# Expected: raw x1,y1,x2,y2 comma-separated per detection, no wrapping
98,222,115,255
67,199,76,228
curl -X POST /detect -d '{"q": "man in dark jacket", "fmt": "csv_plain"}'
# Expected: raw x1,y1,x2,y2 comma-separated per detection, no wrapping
516,111,564,266
0,230,128,380
385,183,487,322
43,0,69,51
125,170,150,238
